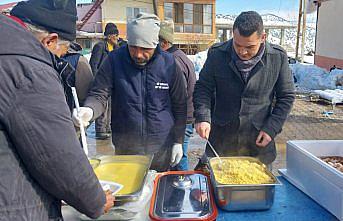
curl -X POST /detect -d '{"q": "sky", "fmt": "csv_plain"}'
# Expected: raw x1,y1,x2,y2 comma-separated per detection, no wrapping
1,0,314,22
216,0,301,20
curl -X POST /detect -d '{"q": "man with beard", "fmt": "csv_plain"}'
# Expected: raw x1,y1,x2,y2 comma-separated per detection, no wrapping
73,13,187,172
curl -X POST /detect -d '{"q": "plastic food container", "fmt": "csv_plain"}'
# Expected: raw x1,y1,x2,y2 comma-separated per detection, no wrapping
150,171,217,221
280,140,343,220
209,157,280,211
93,155,152,202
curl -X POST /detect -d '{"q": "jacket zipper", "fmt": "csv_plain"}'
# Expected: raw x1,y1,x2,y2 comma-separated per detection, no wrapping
142,68,147,148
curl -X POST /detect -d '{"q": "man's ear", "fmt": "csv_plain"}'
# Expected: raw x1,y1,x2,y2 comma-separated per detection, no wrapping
261,32,267,43
41,33,59,49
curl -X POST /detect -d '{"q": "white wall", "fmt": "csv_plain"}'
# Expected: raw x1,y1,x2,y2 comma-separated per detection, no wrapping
102,0,154,24
316,0,343,59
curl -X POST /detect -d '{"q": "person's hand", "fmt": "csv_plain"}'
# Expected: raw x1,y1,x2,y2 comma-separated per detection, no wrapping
256,130,272,148
195,122,211,139
170,143,183,167
103,190,115,214
72,107,93,127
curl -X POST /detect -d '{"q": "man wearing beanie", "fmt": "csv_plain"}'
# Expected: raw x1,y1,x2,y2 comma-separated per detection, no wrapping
74,13,187,171
90,22,126,140
159,19,196,171
0,0,114,220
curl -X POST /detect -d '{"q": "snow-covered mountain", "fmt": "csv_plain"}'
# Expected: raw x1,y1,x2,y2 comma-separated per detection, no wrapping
216,13,316,54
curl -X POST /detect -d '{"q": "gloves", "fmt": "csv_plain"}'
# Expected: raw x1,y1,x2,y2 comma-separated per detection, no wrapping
170,143,183,167
72,107,93,127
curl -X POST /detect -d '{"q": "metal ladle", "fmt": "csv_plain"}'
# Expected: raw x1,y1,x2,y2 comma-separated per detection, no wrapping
206,139,224,170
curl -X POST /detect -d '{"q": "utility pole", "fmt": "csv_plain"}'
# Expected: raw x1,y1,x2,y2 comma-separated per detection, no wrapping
301,0,307,62
295,0,303,60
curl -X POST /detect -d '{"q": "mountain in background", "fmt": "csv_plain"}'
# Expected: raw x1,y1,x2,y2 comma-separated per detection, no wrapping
216,13,316,54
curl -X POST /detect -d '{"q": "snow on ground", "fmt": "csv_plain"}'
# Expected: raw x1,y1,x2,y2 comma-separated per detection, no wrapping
188,50,208,78
313,89,343,104
290,63,343,90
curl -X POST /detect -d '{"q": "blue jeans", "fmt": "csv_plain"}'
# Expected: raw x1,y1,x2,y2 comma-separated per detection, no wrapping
177,124,194,171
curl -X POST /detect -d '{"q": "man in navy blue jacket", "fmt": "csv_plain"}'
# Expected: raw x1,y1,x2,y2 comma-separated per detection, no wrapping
73,13,187,171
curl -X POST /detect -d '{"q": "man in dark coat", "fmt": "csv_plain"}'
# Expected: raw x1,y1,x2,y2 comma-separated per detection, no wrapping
63,42,94,106
159,19,196,170
0,1,113,220
89,23,126,139
73,13,187,172
194,11,295,166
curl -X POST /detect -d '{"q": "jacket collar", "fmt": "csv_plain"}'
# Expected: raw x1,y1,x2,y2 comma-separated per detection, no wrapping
220,39,270,84
167,45,178,54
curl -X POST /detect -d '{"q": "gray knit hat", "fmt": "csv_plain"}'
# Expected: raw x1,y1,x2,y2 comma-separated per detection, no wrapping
127,13,160,49
159,19,174,44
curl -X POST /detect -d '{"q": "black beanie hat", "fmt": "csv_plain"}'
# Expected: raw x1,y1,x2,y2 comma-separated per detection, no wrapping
104,23,119,36
10,0,77,41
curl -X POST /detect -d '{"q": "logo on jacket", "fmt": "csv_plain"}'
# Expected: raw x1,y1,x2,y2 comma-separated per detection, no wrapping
155,82,169,90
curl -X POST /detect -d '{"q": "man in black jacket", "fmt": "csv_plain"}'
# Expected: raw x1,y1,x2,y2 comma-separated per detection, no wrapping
159,19,196,170
194,11,295,167
89,23,126,139
0,1,113,220
73,13,187,172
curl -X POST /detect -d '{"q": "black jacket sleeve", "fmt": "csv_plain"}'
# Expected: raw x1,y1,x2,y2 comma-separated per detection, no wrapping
262,52,295,138
173,50,196,123
193,49,216,124
84,56,113,120
170,63,187,144
89,42,105,75
76,56,94,105
2,67,106,219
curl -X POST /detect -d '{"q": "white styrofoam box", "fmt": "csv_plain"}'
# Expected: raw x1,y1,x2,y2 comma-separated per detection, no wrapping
285,140,343,220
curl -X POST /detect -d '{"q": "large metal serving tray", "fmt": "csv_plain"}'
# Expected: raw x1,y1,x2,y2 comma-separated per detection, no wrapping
280,140,343,220
94,155,153,202
209,157,280,211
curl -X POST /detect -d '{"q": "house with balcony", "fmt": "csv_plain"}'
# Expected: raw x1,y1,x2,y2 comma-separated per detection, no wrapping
77,0,216,54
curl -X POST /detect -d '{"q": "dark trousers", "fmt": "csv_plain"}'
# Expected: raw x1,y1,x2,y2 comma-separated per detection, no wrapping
95,98,111,133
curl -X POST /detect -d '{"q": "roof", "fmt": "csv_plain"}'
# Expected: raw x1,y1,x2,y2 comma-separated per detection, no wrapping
0,2,18,12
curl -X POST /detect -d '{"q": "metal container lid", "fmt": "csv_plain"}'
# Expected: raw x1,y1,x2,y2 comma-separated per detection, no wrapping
150,171,217,221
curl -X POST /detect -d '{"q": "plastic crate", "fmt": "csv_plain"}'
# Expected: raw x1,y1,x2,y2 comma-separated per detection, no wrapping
282,140,343,220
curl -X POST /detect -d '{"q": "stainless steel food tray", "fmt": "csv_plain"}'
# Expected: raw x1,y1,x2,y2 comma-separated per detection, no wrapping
209,157,280,211
94,155,153,202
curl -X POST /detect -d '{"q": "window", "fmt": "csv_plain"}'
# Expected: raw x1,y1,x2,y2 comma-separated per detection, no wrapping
174,3,184,32
203,4,212,34
183,3,193,33
164,2,213,34
184,3,193,24
164,2,173,19
126,7,147,22
194,4,203,33
174,3,183,23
